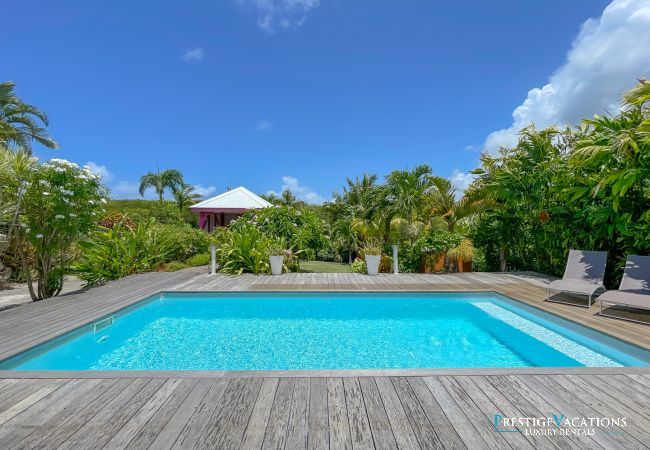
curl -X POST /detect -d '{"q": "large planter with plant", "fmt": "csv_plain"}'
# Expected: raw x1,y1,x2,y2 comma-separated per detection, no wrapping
269,255,284,275
363,240,382,276
421,252,446,273
447,238,474,273
268,238,287,276
365,255,381,275
417,231,463,273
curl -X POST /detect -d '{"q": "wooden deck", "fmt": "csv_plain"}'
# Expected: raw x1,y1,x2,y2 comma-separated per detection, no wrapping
0,270,649,448
1,373,650,449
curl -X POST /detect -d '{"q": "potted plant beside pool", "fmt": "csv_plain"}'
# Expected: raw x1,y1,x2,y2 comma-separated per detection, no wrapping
268,240,286,276
363,240,383,276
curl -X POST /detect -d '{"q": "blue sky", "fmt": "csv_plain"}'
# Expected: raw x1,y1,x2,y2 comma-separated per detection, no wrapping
3,0,649,202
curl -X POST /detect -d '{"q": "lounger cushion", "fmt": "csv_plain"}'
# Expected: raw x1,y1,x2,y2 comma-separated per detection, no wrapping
599,290,650,309
548,279,603,295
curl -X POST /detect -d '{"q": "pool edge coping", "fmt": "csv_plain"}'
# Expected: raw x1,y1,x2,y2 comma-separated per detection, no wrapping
2,365,650,379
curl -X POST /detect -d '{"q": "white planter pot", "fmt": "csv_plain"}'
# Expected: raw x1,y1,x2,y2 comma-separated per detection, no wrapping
365,255,381,276
269,255,284,276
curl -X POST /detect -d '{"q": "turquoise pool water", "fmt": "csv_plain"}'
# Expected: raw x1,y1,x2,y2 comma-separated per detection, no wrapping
1,292,649,370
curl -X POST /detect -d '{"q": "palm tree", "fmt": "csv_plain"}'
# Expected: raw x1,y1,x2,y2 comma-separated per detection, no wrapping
428,176,495,232
0,82,58,151
333,216,361,264
138,168,184,202
378,164,433,239
172,183,202,211
0,146,37,254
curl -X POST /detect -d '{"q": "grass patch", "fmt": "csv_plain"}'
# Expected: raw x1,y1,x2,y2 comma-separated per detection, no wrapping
300,261,352,273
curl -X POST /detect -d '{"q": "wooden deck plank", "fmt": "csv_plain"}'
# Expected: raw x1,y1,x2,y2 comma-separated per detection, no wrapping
0,379,100,448
57,378,164,449
169,379,228,449
505,375,622,450
307,377,329,450
0,380,66,427
104,378,183,449
484,375,592,449
148,377,213,450
421,377,491,450
438,376,532,449
261,377,294,450
240,378,279,450
358,377,397,450
286,378,310,450
123,378,198,450
327,377,352,450
457,376,555,450
343,377,375,449
28,379,130,450
374,377,421,450
200,377,263,449
407,377,466,449
537,374,649,447
390,377,444,449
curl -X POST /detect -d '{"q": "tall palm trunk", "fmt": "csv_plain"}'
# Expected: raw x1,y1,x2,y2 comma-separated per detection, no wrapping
499,244,507,272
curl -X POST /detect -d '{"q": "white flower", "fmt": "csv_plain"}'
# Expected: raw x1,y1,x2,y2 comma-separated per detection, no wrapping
55,214,65,219
43,192,50,196
100,198,107,204
35,234,43,238
69,213,77,217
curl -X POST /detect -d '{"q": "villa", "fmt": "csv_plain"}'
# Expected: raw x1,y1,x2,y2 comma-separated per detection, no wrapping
190,186,272,232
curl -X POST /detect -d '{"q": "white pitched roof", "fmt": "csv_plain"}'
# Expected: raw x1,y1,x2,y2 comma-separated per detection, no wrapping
190,186,272,210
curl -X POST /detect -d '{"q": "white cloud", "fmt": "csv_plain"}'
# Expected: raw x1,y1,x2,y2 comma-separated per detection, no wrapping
484,0,650,153
193,184,217,197
236,0,320,33
257,120,272,131
182,48,204,63
85,161,113,183
267,175,327,204
450,169,476,193
110,180,156,199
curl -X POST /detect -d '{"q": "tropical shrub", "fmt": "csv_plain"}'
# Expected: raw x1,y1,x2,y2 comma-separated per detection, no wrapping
232,205,326,258
217,224,271,274
154,223,211,261
351,258,366,274
361,239,382,256
160,261,188,272
150,201,186,225
184,252,210,267
73,220,172,285
415,230,462,254
99,212,135,230
14,159,108,299
469,81,650,285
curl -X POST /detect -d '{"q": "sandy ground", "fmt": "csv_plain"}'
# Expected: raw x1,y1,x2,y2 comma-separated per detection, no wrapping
0,276,86,309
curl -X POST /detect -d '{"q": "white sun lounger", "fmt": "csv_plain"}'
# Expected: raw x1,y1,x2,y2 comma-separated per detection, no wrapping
599,255,650,324
546,250,607,308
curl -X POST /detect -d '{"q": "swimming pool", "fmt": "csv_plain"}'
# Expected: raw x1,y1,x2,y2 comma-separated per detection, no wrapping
1,292,648,370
